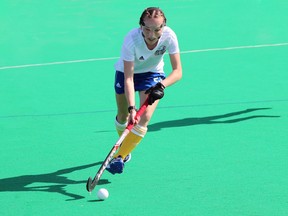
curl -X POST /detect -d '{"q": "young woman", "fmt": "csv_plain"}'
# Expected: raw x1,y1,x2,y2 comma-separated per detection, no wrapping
106,7,182,174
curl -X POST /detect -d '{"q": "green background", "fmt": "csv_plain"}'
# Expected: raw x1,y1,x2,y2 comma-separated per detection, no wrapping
1,0,288,215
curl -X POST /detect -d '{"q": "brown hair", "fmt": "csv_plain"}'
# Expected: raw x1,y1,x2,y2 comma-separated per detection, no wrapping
139,7,167,26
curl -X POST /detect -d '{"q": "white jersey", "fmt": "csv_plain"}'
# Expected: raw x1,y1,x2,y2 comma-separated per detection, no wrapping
114,26,180,74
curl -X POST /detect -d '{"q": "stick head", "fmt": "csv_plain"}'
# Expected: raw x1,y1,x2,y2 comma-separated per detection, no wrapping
86,177,93,192
86,176,100,192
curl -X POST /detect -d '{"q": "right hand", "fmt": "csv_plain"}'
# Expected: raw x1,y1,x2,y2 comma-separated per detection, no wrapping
128,108,139,125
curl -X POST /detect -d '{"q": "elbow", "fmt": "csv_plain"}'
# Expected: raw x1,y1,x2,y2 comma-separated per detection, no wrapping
177,68,183,81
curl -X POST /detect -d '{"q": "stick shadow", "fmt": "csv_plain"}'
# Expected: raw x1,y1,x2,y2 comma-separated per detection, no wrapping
0,162,110,201
149,108,280,131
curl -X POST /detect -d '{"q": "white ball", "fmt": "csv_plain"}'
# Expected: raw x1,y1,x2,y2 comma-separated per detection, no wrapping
97,188,109,200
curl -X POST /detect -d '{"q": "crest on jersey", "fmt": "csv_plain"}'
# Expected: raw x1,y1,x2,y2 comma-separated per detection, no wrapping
154,45,166,56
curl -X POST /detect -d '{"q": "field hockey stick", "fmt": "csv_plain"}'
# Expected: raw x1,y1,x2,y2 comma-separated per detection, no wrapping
86,98,149,192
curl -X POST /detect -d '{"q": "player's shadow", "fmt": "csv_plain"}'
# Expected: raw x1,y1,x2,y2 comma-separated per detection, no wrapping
149,108,280,131
0,162,110,201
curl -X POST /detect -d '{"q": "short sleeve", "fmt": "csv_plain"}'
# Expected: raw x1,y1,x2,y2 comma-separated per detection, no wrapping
121,34,135,61
168,32,180,54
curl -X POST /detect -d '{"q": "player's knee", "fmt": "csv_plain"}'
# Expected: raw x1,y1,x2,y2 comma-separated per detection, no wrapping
139,112,152,125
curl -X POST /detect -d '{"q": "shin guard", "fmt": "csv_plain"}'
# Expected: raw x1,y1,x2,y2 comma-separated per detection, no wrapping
114,124,147,159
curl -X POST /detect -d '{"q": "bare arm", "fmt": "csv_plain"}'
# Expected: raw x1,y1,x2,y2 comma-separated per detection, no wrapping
124,60,135,106
124,60,138,123
161,53,182,87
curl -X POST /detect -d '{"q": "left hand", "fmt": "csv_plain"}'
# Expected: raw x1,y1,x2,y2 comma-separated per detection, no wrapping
145,82,166,105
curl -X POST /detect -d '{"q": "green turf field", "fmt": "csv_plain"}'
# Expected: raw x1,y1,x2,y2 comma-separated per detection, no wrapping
1,1,288,215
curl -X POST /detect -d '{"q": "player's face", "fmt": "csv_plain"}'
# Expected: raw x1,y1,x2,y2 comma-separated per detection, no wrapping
141,17,165,46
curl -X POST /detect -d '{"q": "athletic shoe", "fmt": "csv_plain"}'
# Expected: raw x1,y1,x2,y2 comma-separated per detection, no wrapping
106,157,124,175
123,153,131,163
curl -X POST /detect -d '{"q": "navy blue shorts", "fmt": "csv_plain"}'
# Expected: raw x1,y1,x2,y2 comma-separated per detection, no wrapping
114,71,166,94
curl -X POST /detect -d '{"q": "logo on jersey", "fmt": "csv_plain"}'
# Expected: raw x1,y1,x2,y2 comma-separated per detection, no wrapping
154,45,166,56
139,56,145,61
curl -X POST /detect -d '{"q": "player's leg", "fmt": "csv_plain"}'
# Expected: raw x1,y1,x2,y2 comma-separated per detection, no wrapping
107,72,163,174
114,71,130,136
113,92,159,159
138,91,159,127
115,93,128,135
106,93,129,175
114,93,131,163
107,93,159,174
